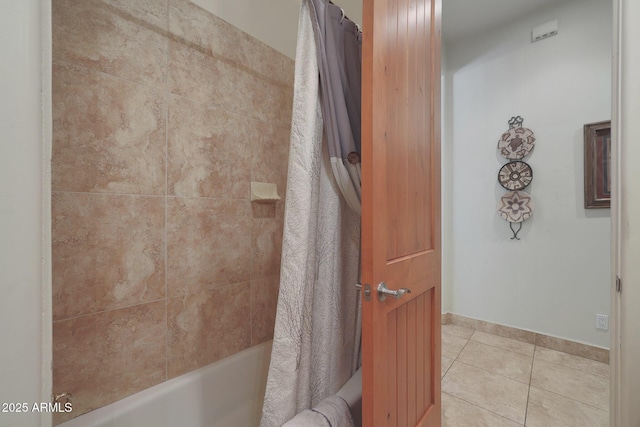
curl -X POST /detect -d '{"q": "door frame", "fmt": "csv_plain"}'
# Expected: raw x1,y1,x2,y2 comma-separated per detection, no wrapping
610,0,640,425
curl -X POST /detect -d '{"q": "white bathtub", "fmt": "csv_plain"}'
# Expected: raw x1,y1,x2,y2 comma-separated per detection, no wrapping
59,341,272,427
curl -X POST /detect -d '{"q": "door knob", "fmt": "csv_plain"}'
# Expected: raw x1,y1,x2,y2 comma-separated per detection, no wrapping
377,282,411,302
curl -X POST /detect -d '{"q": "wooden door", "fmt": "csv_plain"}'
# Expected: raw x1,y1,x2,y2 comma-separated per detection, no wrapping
361,0,442,425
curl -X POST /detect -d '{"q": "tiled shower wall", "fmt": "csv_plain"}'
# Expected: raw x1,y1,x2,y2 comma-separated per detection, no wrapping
51,0,293,423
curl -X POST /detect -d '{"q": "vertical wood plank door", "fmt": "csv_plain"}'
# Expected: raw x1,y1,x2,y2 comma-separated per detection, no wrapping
361,0,442,424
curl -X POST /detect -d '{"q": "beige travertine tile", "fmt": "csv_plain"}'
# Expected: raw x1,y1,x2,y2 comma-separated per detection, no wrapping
442,324,474,340
449,313,537,344
52,193,165,320
51,0,298,423
442,312,452,325
250,76,294,126
169,0,294,87
471,331,535,357
101,0,169,28
52,0,168,88
167,95,252,198
442,393,521,427
52,61,166,194
448,314,610,363
251,275,280,344
525,386,609,427
168,38,255,116
442,356,454,378
52,301,166,424
251,210,284,280
251,201,278,220
168,0,254,67
166,198,251,297
249,38,296,85
442,362,529,424
536,335,609,364
531,359,609,411
442,333,469,359
167,283,251,378
251,121,291,197
534,346,609,378
457,341,533,384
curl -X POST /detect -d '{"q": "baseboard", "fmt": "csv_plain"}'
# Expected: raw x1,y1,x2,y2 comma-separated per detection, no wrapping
441,312,609,364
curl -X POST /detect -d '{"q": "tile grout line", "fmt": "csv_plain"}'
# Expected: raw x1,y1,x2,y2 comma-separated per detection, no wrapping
469,331,535,356
52,296,168,323
50,190,252,201
532,355,610,379
449,358,532,387
523,345,536,426
164,0,170,381
445,328,535,358
444,332,474,377
52,279,257,324
469,339,534,358
526,383,610,413
164,111,169,382
441,328,472,379
442,391,525,426
249,119,255,348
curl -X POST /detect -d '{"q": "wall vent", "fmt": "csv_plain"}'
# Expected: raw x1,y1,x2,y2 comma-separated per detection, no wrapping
532,19,558,43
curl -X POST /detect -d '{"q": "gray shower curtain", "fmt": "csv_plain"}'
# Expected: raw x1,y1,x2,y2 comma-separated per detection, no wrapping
259,1,362,426
310,0,363,214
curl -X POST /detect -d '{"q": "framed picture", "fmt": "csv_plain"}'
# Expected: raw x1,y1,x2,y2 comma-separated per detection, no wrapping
583,120,611,209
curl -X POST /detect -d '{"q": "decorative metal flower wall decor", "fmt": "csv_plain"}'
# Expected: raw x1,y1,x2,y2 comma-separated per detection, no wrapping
497,116,535,240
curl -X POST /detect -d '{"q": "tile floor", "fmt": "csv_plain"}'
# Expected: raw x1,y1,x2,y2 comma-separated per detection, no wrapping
441,324,610,427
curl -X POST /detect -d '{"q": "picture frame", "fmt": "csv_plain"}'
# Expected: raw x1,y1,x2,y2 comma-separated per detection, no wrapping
583,120,612,209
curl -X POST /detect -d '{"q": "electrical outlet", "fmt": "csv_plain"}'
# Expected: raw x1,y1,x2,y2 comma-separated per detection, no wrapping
596,314,609,331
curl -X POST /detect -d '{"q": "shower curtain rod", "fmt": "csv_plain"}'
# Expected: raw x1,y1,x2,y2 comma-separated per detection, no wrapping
328,0,362,33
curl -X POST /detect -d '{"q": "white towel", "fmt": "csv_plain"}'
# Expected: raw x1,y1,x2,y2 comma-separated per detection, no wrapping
282,395,355,427
282,409,328,427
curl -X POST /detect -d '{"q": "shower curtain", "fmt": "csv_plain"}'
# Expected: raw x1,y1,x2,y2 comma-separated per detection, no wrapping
259,0,362,426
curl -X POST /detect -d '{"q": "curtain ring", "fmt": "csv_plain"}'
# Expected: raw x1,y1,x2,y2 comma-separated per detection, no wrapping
340,8,345,23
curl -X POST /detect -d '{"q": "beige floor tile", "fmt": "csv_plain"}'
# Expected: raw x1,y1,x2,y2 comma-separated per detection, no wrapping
457,341,533,384
442,356,454,378
525,386,609,427
531,359,609,411
442,362,529,424
534,346,609,378
442,393,522,427
442,333,469,359
443,324,475,339
471,331,535,357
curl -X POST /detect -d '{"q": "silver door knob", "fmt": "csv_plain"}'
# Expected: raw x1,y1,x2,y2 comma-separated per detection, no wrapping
377,282,411,301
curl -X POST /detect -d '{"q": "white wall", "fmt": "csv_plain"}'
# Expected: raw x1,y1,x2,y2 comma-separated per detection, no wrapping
0,0,52,426
190,0,363,59
443,0,612,348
